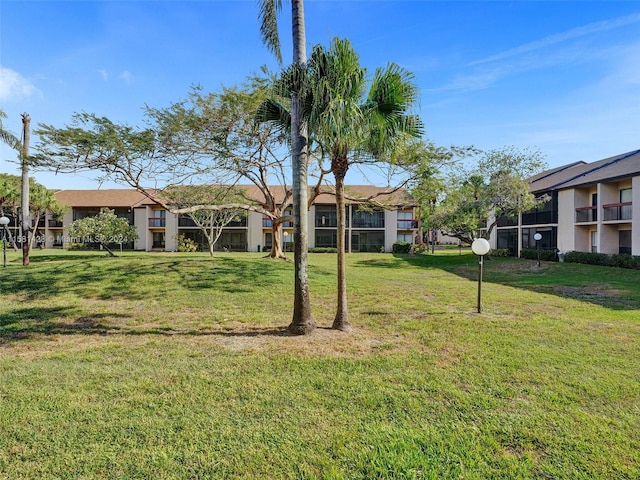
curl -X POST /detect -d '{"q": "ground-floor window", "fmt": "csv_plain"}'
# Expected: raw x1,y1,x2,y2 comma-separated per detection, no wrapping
619,230,631,255
351,230,385,252
152,232,165,248
591,230,598,253
315,229,337,248
179,229,247,252
522,227,557,251
397,233,413,243
497,228,518,256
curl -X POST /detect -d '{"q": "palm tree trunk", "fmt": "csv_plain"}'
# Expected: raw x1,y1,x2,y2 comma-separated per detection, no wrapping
332,164,350,331
287,0,315,335
21,113,30,266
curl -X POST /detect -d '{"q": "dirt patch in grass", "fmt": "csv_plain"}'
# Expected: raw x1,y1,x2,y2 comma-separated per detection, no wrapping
1,321,418,359
552,285,639,309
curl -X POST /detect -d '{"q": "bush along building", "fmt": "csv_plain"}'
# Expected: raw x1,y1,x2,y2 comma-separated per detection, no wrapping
43,185,419,253
493,149,640,258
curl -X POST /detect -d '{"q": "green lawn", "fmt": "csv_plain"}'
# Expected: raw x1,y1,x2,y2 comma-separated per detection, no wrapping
1,249,639,479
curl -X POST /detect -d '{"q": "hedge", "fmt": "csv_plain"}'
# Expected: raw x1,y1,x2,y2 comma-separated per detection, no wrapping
520,248,558,262
564,251,640,269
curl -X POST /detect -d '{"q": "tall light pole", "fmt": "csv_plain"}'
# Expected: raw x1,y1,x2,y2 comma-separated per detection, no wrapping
534,232,542,267
0,216,10,268
471,238,490,313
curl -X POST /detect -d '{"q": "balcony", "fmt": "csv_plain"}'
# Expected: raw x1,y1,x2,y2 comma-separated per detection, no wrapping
148,217,166,228
603,202,632,222
48,219,63,228
575,206,597,223
397,219,418,229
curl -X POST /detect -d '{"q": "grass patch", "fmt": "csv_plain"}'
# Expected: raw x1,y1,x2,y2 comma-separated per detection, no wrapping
0,249,639,478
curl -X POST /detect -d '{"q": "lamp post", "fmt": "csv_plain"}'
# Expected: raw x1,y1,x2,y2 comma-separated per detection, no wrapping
471,238,490,313
283,231,289,253
534,232,542,267
0,216,9,268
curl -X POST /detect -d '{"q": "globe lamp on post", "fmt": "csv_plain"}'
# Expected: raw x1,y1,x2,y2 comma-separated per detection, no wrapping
534,232,542,267
0,216,10,268
471,238,490,313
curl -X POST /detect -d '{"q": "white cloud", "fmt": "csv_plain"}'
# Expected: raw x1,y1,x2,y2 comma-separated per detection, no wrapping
0,66,42,102
119,70,132,83
98,69,109,81
470,12,640,66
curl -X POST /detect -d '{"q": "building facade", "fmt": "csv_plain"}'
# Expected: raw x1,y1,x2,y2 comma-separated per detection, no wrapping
43,185,419,253
493,149,640,256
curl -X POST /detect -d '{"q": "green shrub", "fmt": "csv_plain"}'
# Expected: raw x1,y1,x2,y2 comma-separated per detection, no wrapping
176,234,198,253
411,244,428,254
309,247,337,253
520,248,557,261
488,248,510,257
564,251,640,269
392,241,411,254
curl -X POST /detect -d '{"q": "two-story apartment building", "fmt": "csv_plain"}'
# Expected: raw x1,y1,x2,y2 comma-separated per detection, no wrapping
42,185,419,253
494,149,640,256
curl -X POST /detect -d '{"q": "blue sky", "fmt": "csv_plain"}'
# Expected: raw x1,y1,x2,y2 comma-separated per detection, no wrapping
1,0,639,190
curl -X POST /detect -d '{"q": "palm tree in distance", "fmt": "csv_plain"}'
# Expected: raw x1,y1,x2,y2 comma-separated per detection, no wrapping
258,0,316,335
0,109,20,151
262,38,423,331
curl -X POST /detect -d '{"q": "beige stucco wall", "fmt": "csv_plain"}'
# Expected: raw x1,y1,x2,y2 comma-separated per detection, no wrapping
633,176,640,255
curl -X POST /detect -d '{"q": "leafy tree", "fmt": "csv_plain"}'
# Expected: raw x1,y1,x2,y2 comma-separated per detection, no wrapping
163,185,246,256
146,81,317,260
67,208,138,257
262,38,423,331
0,173,66,250
429,146,548,244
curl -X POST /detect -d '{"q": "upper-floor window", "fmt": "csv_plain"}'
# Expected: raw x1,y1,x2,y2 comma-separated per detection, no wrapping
316,205,337,227
352,207,384,228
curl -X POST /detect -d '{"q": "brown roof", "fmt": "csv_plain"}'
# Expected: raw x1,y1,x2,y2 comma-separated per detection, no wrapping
54,185,416,208
530,149,640,193
55,189,161,208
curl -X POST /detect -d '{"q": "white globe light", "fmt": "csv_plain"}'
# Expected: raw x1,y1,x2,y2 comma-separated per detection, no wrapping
534,233,542,241
0,216,9,226
471,238,490,256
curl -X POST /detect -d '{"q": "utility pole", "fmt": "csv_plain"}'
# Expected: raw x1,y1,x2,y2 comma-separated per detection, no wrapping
21,113,30,266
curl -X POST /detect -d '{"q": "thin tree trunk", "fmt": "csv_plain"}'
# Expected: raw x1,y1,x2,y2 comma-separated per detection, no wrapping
21,113,30,266
332,165,350,331
287,0,315,335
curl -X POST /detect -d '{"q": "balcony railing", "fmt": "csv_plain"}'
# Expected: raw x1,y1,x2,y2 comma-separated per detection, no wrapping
603,202,632,221
148,218,166,228
397,219,418,229
48,219,64,228
575,206,597,223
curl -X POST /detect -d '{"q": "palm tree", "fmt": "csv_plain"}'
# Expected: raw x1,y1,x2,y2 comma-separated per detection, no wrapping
262,38,423,331
258,0,315,335
306,38,423,330
0,109,20,150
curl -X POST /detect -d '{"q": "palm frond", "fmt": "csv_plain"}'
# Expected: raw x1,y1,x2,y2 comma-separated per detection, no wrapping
258,0,283,65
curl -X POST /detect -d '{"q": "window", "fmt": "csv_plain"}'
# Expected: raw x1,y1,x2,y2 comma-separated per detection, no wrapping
315,230,337,248
619,230,631,255
316,205,337,227
152,232,165,248
352,208,384,228
397,211,416,229
397,234,413,243
352,231,385,252
591,231,598,253
620,188,632,220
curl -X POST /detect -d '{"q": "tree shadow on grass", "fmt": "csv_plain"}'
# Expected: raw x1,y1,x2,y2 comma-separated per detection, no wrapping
0,306,126,344
0,255,296,301
386,253,640,311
